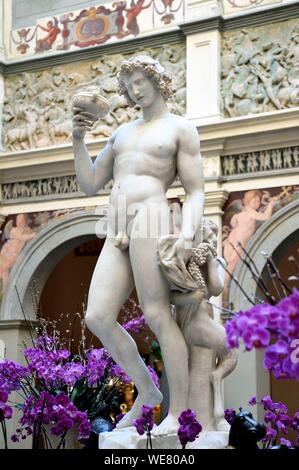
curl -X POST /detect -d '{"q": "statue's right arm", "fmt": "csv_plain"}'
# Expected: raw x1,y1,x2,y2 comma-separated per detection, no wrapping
72,105,116,196
73,134,115,196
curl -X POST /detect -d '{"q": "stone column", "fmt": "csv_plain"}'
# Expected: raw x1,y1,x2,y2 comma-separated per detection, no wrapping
204,188,229,321
185,28,223,124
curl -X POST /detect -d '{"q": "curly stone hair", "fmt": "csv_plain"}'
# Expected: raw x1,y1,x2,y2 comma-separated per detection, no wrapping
117,55,173,107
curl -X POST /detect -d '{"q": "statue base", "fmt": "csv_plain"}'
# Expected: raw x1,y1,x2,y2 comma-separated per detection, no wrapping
98,427,229,449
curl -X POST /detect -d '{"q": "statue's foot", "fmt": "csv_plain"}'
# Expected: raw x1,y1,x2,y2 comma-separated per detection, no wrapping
116,387,162,430
152,414,179,436
115,231,129,251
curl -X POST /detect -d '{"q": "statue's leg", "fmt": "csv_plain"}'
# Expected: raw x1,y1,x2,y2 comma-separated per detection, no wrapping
85,237,162,429
185,304,237,431
129,212,189,435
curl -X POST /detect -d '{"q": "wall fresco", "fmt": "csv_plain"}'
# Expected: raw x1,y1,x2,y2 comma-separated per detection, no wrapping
222,185,299,300
10,1,185,58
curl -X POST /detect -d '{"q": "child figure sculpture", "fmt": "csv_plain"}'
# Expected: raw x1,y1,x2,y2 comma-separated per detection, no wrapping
158,217,238,431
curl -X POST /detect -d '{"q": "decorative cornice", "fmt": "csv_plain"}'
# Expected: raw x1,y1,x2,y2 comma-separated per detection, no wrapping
223,2,299,31
199,107,299,154
1,109,298,184
221,167,299,182
179,2,299,35
179,16,224,35
1,29,184,75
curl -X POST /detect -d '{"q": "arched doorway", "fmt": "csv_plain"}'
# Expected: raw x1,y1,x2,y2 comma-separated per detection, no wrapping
260,230,299,442
225,199,299,419
0,209,155,355
40,237,104,351
0,210,107,321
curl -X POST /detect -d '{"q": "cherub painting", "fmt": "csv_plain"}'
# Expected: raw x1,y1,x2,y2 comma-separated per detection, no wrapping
0,214,37,294
223,189,276,294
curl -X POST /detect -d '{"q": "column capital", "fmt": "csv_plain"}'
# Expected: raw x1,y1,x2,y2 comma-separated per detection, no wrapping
205,189,229,213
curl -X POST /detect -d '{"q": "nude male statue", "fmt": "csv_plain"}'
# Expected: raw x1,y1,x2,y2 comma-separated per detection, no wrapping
72,55,204,435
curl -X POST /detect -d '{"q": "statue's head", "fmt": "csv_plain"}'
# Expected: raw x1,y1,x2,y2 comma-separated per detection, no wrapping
117,55,173,107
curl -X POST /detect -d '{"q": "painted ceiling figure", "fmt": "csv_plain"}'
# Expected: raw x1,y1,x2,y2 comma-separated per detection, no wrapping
0,215,37,293
126,0,152,36
35,18,60,53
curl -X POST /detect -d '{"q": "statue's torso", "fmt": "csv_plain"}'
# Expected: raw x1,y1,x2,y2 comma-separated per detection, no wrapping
110,115,180,208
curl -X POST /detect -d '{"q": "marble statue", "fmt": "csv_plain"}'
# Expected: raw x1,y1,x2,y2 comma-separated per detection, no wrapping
72,55,233,440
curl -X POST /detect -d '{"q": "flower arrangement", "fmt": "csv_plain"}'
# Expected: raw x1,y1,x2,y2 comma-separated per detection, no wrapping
222,246,299,380
221,246,299,449
0,307,159,449
133,406,202,449
225,395,299,448
177,409,202,449
225,290,299,380
134,405,154,449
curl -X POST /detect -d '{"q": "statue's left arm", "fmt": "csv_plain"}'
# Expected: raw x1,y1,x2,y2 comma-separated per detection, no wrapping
206,255,226,297
169,120,204,267
178,120,204,242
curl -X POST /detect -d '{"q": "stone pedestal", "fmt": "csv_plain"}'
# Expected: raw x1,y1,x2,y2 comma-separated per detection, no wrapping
99,427,229,449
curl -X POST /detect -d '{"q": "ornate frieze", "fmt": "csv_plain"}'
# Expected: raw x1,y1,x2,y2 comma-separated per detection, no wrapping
221,146,299,176
221,19,299,117
1,175,113,201
2,43,186,151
